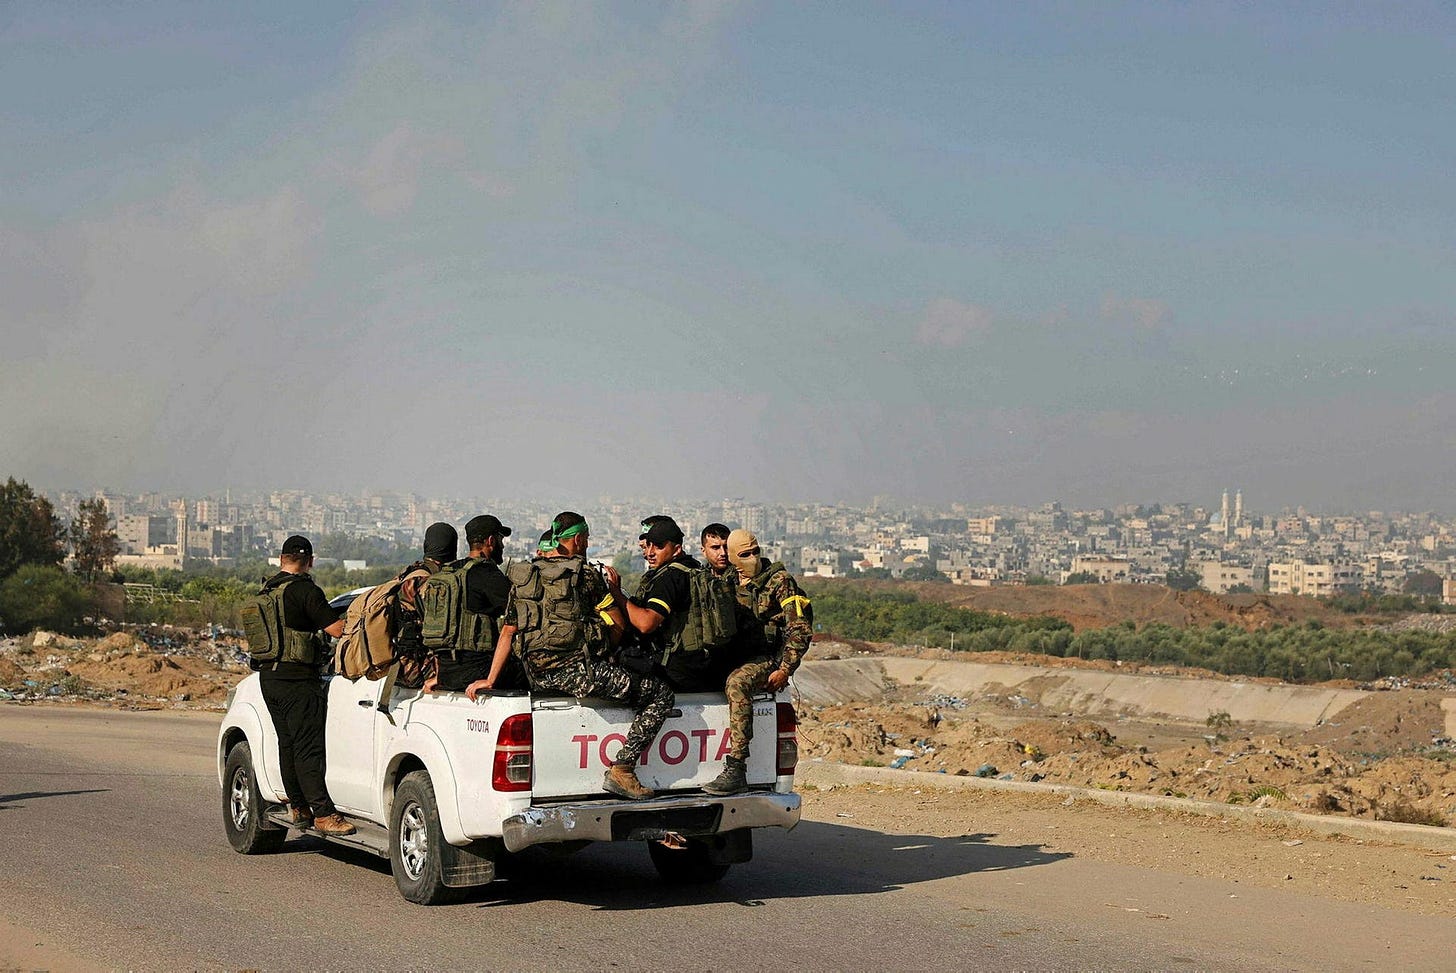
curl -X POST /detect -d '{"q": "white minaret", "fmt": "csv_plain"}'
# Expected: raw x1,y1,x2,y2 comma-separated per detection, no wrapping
1221,490,1230,535
173,500,189,567
1234,490,1243,528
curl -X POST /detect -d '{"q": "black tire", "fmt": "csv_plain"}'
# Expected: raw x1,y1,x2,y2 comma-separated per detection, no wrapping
223,742,286,855
389,770,465,905
647,837,731,884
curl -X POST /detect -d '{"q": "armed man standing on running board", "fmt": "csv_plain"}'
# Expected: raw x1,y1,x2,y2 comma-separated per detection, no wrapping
468,512,674,801
248,535,356,835
704,528,813,796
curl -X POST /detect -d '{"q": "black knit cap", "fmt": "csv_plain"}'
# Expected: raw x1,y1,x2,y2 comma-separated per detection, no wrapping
423,522,458,562
280,534,313,557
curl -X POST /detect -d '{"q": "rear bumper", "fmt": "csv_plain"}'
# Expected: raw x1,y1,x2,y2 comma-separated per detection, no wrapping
501,790,802,853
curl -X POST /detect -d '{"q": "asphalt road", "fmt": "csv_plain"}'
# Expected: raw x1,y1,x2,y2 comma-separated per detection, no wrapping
0,705,1450,972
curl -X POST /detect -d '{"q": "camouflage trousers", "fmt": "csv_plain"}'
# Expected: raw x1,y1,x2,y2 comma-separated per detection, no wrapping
723,656,777,761
530,658,674,767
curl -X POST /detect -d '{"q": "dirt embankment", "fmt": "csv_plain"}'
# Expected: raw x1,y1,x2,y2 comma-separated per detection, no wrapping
0,629,249,708
813,578,1380,632
799,686,1456,829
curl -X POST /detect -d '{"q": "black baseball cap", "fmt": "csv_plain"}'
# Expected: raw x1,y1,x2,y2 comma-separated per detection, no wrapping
465,514,512,543
639,515,684,546
281,535,313,558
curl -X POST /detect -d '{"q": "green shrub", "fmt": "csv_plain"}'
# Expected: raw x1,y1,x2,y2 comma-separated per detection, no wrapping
0,565,94,635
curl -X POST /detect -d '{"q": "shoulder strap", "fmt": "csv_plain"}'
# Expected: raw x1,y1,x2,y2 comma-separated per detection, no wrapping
260,573,306,596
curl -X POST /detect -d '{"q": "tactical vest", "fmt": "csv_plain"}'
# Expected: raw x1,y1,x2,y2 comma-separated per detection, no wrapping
420,557,499,653
740,561,791,650
505,556,604,676
240,574,321,666
636,560,739,663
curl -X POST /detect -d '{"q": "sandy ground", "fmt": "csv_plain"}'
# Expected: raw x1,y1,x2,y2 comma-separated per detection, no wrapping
800,781,1456,918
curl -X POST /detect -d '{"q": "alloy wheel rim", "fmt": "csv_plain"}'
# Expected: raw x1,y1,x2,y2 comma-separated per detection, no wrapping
399,802,428,881
230,767,250,830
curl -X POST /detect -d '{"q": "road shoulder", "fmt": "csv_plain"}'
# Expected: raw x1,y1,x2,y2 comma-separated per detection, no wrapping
799,762,1456,918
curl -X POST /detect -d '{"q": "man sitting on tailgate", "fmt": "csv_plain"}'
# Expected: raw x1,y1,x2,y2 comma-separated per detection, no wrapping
616,515,719,692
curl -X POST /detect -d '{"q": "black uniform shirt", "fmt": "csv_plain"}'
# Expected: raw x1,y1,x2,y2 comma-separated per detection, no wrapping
638,552,699,619
636,553,720,691
460,557,511,619
251,571,339,679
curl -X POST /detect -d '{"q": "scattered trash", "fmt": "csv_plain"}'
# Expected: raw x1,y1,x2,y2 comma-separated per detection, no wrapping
889,755,912,769
1282,839,1303,847
975,763,998,778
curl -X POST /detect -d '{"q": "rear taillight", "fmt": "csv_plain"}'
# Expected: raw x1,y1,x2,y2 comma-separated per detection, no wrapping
776,702,798,775
492,713,533,791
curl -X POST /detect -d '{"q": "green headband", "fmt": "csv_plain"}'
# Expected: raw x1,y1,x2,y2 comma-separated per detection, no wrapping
552,521,588,544
537,537,557,553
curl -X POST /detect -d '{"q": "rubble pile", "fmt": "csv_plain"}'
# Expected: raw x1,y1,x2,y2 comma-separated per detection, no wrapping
799,700,1456,828
1379,614,1456,635
0,628,250,708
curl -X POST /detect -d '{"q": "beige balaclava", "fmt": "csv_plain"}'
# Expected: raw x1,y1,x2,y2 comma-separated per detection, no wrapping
726,528,762,581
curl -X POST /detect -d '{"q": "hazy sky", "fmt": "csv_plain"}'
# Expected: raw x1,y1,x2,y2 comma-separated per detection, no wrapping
4,2,1455,512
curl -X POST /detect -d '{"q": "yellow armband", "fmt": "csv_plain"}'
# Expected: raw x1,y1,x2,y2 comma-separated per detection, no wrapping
595,593,616,612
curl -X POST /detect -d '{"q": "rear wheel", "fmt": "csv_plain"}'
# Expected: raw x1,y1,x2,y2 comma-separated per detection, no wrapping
647,837,731,884
223,742,285,854
390,770,465,905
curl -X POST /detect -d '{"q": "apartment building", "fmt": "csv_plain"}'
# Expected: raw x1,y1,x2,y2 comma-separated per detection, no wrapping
1267,561,1361,597
1070,555,1131,583
1192,561,1257,594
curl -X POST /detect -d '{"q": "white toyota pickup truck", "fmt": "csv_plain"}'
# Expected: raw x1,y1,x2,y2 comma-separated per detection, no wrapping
217,671,802,904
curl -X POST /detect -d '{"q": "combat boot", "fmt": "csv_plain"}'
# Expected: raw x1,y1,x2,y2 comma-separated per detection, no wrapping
603,764,654,801
289,804,314,828
312,812,357,836
703,756,747,796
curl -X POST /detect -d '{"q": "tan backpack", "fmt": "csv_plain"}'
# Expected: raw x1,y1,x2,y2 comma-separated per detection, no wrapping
333,566,431,680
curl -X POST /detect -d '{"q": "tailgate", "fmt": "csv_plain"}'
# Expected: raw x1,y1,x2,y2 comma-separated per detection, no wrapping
530,691,777,799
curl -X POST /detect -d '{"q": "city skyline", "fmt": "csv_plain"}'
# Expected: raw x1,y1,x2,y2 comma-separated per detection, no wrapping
4,4,1455,511
34,480,1456,525
40,481,1456,603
